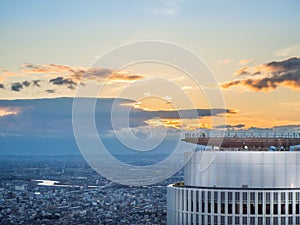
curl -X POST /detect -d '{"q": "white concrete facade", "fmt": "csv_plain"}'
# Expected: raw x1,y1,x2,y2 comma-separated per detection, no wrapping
167,151,300,225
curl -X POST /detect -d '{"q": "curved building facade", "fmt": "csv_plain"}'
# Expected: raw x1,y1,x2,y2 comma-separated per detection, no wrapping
167,151,300,225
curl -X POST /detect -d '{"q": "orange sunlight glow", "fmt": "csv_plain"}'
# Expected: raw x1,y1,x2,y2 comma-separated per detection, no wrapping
146,118,212,130
0,107,20,117
122,97,177,111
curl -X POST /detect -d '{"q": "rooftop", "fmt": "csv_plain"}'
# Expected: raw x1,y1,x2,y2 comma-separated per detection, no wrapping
184,131,300,150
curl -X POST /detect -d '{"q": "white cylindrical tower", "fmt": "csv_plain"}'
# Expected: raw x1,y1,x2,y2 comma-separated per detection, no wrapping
167,151,300,225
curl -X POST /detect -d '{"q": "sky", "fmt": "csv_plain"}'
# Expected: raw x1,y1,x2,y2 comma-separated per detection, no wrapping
1,0,300,155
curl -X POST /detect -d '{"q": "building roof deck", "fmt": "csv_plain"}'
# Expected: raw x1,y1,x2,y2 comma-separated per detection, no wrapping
184,132,300,149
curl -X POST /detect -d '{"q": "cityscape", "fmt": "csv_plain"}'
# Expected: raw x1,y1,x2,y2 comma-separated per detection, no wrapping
0,155,183,224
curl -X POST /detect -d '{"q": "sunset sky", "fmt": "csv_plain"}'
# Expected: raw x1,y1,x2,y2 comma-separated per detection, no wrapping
1,0,300,154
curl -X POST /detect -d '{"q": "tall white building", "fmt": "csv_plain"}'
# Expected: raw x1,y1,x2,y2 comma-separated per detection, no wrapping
167,150,300,225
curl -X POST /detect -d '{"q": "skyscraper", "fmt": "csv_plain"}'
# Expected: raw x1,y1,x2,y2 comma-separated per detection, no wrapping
167,132,300,225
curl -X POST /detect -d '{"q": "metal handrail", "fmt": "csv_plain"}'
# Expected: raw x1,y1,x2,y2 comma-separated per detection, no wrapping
185,132,300,139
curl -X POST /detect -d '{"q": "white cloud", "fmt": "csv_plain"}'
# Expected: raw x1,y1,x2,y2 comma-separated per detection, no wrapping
276,45,300,58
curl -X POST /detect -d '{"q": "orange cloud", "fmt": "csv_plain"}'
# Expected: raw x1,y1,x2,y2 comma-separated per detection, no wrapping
234,67,250,76
21,63,146,83
0,68,22,82
146,118,212,130
21,63,79,74
238,59,255,66
110,72,145,82
0,63,147,94
223,57,300,91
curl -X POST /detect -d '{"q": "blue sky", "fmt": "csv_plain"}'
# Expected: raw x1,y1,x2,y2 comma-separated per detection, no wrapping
1,0,300,155
1,0,300,70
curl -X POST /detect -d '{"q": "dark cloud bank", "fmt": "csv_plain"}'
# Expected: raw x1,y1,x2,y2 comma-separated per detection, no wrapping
0,98,233,155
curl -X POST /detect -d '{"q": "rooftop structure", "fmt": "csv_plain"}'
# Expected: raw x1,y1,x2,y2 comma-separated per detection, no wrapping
183,132,300,150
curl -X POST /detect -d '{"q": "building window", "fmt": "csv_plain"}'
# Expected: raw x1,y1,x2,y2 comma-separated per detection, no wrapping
228,192,232,202
274,204,278,214
266,204,271,214
228,203,232,214
214,192,218,202
221,216,225,225
274,217,278,225
235,203,240,214
221,192,225,203
281,217,286,225
242,217,247,225
274,193,278,202
207,215,211,225
258,217,263,225
186,213,190,225
235,217,239,224
181,189,184,211
288,203,292,214
281,204,285,214
258,192,263,203
196,191,199,212
266,192,270,203
250,217,255,224
250,203,255,214
207,192,211,212
202,191,205,201
288,192,293,202
243,192,247,203
186,190,189,211
202,191,205,213
214,216,218,225
214,202,218,214
235,192,240,201
214,191,218,214
281,192,285,202
243,204,247,214
258,204,263,215
186,199,189,211
250,192,255,203
191,190,194,212
221,203,225,214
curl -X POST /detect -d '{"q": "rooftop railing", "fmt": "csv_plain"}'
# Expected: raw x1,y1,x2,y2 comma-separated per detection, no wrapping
185,131,300,139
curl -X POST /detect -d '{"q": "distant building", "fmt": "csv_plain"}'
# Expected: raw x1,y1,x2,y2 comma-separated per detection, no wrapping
15,185,25,191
